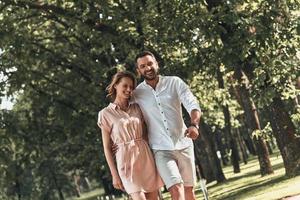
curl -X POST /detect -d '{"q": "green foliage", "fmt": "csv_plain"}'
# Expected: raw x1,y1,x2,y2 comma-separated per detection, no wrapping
0,1,111,199
190,70,243,130
251,122,273,140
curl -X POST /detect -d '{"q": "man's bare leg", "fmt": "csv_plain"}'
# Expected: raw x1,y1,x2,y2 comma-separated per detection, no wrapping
168,183,185,200
184,186,196,200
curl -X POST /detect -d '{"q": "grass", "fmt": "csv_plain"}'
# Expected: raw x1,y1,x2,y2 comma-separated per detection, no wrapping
74,151,300,200
193,152,300,200
70,188,104,200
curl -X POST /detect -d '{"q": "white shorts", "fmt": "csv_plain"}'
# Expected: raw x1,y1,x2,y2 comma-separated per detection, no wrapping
153,145,196,189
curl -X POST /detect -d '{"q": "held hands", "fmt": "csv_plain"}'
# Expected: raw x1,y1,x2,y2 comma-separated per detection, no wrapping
112,174,125,191
185,126,200,140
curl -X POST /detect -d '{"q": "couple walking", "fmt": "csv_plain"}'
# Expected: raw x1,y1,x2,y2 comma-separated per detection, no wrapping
97,51,201,200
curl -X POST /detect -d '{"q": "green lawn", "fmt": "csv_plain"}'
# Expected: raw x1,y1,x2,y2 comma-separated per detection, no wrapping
75,152,300,200
193,153,300,200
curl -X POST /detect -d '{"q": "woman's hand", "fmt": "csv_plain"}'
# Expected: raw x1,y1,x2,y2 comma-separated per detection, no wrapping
112,174,125,191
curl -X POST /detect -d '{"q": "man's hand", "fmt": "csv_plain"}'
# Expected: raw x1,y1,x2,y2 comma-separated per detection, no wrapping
185,126,200,140
110,139,118,156
111,143,118,156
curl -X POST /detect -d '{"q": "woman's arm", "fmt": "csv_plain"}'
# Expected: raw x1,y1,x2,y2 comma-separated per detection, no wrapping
101,129,124,191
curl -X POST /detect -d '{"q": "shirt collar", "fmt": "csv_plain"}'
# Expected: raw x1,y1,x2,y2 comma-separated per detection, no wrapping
109,102,133,110
142,75,163,89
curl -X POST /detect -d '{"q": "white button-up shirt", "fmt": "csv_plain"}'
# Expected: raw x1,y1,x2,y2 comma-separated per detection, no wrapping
132,75,201,150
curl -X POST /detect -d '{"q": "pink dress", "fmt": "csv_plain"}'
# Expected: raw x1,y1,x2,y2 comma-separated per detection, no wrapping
97,103,163,194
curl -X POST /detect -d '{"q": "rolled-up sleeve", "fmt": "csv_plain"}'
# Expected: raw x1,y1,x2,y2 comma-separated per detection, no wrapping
176,77,201,114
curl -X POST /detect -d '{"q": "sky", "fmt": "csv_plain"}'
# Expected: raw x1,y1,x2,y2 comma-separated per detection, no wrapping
0,72,13,110
0,48,14,110
0,97,14,110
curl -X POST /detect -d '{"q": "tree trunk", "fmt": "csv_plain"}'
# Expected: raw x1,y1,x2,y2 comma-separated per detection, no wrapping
233,67,273,176
51,171,64,200
194,131,216,183
240,124,257,155
233,86,257,158
236,128,248,164
294,76,300,107
268,96,300,176
193,119,227,183
225,107,241,173
201,121,226,182
215,129,230,165
15,180,21,200
253,139,274,175
217,67,240,173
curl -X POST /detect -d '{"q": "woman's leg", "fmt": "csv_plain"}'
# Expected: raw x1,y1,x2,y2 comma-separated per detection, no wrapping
145,190,159,200
130,192,146,200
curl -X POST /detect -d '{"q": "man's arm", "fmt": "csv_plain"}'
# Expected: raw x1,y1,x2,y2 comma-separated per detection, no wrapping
185,109,201,140
175,77,202,140
190,109,201,127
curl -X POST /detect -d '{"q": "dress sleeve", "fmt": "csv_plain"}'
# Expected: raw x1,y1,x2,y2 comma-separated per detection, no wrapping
97,110,111,134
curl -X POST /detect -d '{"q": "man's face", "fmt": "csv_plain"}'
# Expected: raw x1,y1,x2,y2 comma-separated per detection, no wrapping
136,55,159,81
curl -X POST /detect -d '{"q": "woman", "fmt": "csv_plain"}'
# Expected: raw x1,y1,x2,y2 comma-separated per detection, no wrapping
97,71,163,200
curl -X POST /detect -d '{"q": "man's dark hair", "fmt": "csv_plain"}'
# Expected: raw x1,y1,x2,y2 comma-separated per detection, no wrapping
135,51,156,67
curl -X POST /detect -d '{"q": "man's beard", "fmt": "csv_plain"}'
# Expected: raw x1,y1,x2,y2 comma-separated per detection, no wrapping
142,69,158,80
144,75,157,80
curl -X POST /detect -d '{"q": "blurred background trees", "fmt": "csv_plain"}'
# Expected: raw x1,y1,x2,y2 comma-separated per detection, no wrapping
0,0,299,199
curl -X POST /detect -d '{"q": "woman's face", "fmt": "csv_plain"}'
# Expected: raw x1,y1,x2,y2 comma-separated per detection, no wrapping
114,77,134,100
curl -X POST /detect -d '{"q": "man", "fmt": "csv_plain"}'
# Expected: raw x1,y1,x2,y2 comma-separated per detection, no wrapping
132,51,201,200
